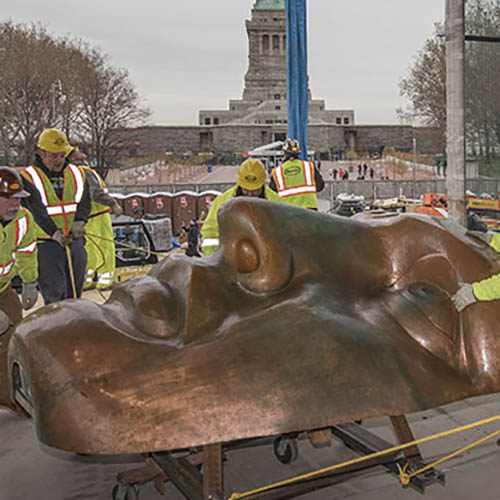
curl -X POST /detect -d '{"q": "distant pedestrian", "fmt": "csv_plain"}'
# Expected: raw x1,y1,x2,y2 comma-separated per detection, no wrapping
333,168,338,180
436,160,442,176
183,218,201,257
363,163,368,176
357,164,362,176
342,170,349,181
339,168,344,179
369,166,375,179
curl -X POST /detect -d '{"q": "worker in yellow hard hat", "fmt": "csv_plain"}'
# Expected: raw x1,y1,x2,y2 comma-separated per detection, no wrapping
20,128,91,303
0,167,38,413
269,138,324,210
200,159,282,256
452,231,500,312
65,147,122,290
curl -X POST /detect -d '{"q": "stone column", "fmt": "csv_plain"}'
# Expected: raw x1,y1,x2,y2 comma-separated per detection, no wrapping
445,0,466,226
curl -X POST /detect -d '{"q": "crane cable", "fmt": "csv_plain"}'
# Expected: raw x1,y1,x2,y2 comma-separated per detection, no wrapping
86,232,170,258
65,232,170,302
84,233,110,302
65,245,78,299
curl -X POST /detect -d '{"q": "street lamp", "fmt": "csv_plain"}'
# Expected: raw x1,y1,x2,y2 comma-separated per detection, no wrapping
412,137,417,197
50,80,65,125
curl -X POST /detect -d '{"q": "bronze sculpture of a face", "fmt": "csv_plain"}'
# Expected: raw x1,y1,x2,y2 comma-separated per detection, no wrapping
7,198,500,455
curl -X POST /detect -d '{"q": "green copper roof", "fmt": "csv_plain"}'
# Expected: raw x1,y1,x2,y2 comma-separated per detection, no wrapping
253,0,285,10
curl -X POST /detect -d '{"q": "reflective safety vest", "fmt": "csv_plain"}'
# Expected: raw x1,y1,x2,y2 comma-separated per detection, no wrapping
473,233,500,302
0,208,38,294
272,159,318,209
82,166,112,217
21,164,86,238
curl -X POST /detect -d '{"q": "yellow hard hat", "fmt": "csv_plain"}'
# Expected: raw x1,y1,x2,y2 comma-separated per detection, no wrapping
237,159,266,190
37,128,70,154
65,145,79,158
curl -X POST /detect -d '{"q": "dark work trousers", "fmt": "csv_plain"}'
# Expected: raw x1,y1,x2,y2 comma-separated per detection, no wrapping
37,238,87,304
0,287,22,410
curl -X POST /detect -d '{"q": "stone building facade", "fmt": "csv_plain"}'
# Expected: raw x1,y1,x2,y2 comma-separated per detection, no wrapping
111,0,444,161
198,0,354,129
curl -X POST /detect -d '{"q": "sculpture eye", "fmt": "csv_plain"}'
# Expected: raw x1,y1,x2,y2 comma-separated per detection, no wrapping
407,283,443,300
110,276,181,341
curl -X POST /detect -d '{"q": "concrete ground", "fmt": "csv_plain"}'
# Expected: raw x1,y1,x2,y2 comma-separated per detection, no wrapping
197,165,239,184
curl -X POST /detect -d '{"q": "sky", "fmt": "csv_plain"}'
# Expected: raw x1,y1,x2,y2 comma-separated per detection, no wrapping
2,0,445,126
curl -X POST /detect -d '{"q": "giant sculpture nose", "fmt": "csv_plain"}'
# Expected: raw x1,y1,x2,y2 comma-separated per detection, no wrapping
217,197,391,298
218,199,294,294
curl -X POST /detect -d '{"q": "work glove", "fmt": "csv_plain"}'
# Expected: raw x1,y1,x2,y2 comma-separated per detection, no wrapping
466,230,493,245
52,229,71,247
111,201,123,217
21,282,38,310
70,220,86,240
0,309,11,335
451,283,477,312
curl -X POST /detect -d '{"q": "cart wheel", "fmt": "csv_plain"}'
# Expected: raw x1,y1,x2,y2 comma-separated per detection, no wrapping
273,435,298,464
112,483,140,500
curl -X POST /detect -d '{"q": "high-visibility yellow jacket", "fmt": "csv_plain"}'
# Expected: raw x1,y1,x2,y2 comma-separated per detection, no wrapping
20,164,86,238
473,233,500,301
0,208,38,294
81,166,112,217
271,159,318,209
201,185,282,256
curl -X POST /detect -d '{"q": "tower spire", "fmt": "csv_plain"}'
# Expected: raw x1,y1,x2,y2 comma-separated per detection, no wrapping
253,0,285,9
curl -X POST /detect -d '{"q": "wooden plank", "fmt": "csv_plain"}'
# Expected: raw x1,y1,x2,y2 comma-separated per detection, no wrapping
152,452,203,500
203,443,224,500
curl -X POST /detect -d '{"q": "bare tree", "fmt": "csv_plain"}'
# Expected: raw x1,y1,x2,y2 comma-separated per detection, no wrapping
75,49,150,176
398,0,500,162
0,22,62,165
397,23,447,140
53,38,95,139
465,0,500,159
0,21,150,170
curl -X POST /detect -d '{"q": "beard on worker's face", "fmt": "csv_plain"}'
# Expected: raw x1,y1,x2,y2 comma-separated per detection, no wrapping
1,209,18,221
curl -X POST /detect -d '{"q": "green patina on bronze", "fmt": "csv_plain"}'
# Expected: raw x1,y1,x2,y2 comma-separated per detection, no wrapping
253,0,285,10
